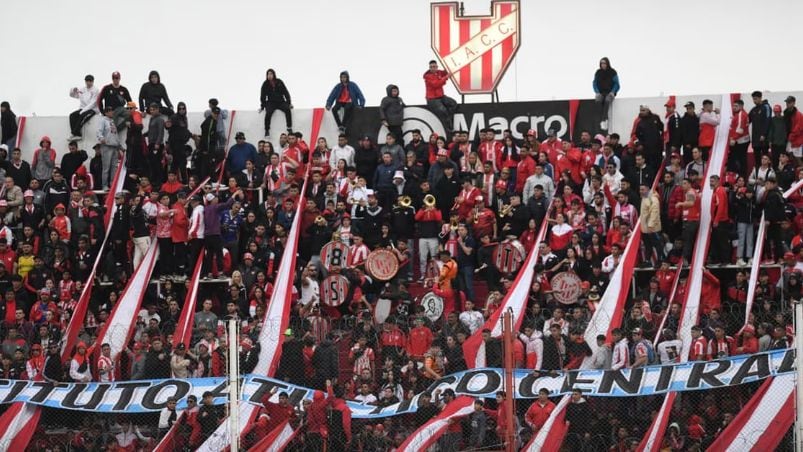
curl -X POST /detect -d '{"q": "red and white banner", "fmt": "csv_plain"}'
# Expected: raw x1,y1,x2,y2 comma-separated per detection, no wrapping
707,374,795,452
463,200,552,368
583,227,642,362
0,403,40,451
197,108,325,452
95,240,160,361
431,1,521,94
639,94,732,452
398,396,475,452
247,420,298,452
172,251,205,349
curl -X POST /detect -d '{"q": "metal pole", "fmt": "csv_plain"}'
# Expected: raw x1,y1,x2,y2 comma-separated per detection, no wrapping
795,300,803,452
502,309,516,452
228,319,240,452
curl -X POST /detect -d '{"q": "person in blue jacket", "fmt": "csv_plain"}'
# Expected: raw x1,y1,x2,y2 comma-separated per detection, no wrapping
326,71,365,135
593,57,620,131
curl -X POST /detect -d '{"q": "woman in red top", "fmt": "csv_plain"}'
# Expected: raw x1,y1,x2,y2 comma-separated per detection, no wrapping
171,195,190,277
156,193,174,278
548,213,573,252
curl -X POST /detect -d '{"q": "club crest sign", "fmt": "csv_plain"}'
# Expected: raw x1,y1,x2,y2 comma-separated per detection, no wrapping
431,1,521,94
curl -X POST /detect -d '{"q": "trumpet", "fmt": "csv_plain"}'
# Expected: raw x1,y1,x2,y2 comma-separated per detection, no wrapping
423,194,436,208
399,195,412,207
499,204,513,217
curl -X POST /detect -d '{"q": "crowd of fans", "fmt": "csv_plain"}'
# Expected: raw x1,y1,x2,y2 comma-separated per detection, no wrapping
0,62,801,451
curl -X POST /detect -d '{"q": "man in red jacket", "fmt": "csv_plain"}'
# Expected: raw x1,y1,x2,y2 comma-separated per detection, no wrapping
709,175,731,265
729,99,751,176
785,96,803,159
407,317,434,359
424,60,457,133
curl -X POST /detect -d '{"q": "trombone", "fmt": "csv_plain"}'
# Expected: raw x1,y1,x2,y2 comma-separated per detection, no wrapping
423,194,436,208
398,195,412,208
499,204,513,217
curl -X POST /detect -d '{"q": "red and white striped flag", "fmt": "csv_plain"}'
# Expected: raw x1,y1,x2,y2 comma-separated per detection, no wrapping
94,240,160,361
398,396,475,452
706,375,795,451
172,251,205,349
247,419,298,452
197,107,326,452
639,94,732,452
463,200,552,368
0,403,41,451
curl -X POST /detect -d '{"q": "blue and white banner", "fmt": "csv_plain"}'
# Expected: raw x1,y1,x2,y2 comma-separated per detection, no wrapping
0,349,793,415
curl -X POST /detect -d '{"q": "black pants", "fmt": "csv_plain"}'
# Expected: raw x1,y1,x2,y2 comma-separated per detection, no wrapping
168,142,189,182
305,432,324,452
752,140,769,166
264,102,292,135
766,223,786,261
771,144,786,167
711,223,732,264
332,102,355,131
387,124,404,143
111,239,129,273
188,238,204,275
699,146,711,162
729,141,750,176
148,143,164,187
682,144,696,165
682,220,699,262
173,241,187,275
427,97,457,131
642,231,665,264
69,109,96,137
158,237,173,275
204,234,224,276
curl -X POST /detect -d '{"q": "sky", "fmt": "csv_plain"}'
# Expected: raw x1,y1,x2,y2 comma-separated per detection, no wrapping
2,0,801,116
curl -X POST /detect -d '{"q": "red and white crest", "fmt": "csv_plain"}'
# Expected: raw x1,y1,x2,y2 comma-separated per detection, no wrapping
431,0,521,94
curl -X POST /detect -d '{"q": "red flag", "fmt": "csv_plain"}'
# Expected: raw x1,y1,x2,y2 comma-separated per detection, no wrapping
523,396,570,451
172,250,205,349
0,403,40,451
462,200,552,368
707,375,794,451
246,420,298,452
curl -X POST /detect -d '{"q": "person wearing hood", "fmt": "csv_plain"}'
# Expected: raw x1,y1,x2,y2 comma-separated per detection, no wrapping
138,70,173,115
31,136,57,183
69,341,93,382
311,333,339,390
96,106,122,189
0,101,17,151
380,84,405,144
564,388,591,449
97,71,133,130
593,57,620,130
325,71,365,134
424,60,457,133
166,102,192,181
68,74,99,140
260,68,293,138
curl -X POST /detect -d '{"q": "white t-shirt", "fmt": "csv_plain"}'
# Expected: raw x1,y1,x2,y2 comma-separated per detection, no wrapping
354,393,377,405
459,310,484,334
657,339,683,364
299,277,319,307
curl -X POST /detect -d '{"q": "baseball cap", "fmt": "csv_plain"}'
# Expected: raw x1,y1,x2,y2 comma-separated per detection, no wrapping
632,328,643,335
684,101,695,108
437,149,448,157
785,95,796,103
204,193,216,202
112,71,121,78
527,129,537,137
84,74,94,82
366,189,375,197
235,132,245,140
784,251,795,259
23,190,33,198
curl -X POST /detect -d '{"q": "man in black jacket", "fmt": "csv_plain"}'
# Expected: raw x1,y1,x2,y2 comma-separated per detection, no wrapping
98,71,132,129
108,192,131,273
138,70,173,115
565,389,592,450
311,335,339,390
749,91,773,164
763,177,787,262
0,102,18,151
633,106,664,172
481,328,503,367
541,323,568,371
678,101,700,164
664,100,682,160
260,69,293,138
143,338,171,379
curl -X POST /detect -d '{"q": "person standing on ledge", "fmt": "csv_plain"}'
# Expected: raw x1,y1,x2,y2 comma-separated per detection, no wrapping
593,57,620,131
260,68,293,139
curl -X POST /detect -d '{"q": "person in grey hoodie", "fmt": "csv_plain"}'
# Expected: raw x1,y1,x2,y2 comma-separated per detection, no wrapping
96,106,122,189
380,84,405,144
147,103,166,187
203,98,229,153
379,133,405,168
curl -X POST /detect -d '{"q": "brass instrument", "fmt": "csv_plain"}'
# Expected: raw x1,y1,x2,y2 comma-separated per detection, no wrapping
499,204,513,217
399,196,412,207
449,217,459,233
315,215,325,223
423,194,436,207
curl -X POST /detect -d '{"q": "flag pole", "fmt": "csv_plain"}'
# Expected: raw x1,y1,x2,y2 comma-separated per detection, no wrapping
228,318,240,452
503,308,516,452
795,300,803,452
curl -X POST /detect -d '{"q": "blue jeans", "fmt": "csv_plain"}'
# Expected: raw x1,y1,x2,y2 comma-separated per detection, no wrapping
737,222,754,260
